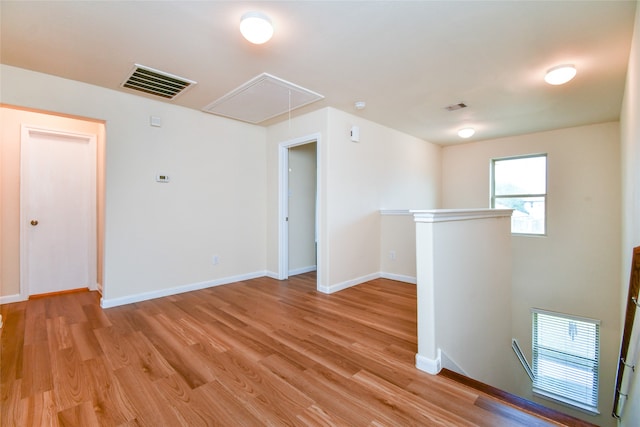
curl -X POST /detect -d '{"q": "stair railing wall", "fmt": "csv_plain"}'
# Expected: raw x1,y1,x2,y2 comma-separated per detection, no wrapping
613,246,640,418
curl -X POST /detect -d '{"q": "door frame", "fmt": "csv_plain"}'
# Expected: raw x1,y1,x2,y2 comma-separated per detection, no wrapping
20,125,98,299
278,133,322,288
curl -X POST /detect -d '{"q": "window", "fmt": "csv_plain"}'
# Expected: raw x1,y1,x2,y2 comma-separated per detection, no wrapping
491,154,547,235
532,309,600,414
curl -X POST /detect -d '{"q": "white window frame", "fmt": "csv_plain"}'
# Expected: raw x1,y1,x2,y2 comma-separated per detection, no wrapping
490,154,547,236
532,308,600,414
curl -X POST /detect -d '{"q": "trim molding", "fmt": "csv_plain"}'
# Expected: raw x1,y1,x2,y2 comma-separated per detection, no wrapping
380,272,416,284
412,208,513,223
416,350,442,374
97,269,416,307
100,270,268,308
0,294,26,305
289,265,317,276
318,272,380,294
379,209,412,216
264,270,279,280
319,271,416,294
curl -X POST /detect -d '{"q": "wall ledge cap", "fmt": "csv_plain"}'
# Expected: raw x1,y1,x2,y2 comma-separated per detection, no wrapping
379,209,412,216
411,208,513,223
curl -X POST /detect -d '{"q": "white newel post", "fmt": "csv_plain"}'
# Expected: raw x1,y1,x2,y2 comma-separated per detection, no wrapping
412,209,513,386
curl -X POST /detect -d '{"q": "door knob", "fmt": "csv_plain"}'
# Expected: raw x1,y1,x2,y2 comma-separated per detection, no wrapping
30,220,38,226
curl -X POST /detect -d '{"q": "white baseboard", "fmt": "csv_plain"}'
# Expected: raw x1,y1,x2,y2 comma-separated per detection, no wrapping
100,270,268,308
380,272,416,284
318,271,416,294
318,272,380,294
0,294,26,305
440,349,468,376
288,265,317,276
416,350,442,375
264,270,280,280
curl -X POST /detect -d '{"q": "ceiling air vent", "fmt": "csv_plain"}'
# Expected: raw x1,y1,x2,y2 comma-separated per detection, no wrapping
121,64,196,100
203,73,324,124
445,102,468,111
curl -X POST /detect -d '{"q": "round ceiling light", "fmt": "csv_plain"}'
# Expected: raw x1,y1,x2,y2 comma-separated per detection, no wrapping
240,11,274,44
354,101,366,110
458,127,475,138
544,64,577,85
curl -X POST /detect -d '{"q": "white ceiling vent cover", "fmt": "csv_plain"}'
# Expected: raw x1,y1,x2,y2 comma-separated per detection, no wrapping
202,73,324,124
122,64,196,100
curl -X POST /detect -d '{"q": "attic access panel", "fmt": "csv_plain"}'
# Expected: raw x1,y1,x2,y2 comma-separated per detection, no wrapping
202,73,324,124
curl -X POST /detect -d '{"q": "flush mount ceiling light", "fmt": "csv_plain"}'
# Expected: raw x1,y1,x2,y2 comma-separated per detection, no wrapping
544,64,577,85
458,127,475,138
240,11,274,44
354,101,366,110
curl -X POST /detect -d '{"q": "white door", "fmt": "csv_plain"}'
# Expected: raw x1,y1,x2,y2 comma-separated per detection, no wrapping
21,126,97,296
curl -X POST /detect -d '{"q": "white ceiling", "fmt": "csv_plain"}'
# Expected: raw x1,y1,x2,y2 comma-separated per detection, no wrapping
1,1,636,145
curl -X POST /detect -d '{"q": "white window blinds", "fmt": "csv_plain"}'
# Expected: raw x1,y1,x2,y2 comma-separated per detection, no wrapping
532,309,600,414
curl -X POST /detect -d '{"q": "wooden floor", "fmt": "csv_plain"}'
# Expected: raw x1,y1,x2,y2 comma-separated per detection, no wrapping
1,273,580,426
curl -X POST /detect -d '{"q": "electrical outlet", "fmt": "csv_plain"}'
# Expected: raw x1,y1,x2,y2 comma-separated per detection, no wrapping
389,250,396,261
212,255,219,265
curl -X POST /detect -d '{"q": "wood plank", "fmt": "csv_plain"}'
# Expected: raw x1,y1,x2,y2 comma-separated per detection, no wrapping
0,272,597,426
20,341,53,398
20,389,59,427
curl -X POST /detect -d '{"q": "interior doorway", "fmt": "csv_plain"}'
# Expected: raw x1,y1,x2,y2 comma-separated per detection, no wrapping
288,142,317,276
278,133,322,288
20,125,98,296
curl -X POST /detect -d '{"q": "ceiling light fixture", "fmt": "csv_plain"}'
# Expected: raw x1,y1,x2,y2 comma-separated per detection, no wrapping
458,127,475,138
354,101,366,110
544,64,577,85
240,11,274,44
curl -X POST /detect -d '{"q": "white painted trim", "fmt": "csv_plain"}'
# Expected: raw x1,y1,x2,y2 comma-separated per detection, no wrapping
278,144,290,280
289,265,317,276
264,271,280,280
380,272,416,284
100,271,268,308
379,209,412,216
440,349,469,376
317,271,416,294
416,349,442,375
318,272,380,294
0,294,27,305
412,208,513,223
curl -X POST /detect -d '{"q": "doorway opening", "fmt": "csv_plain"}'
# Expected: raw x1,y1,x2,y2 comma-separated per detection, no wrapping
278,133,322,290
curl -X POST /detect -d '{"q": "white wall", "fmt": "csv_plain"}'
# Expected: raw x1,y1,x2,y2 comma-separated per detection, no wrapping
323,108,440,290
442,122,621,426
619,1,640,426
1,65,267,305
414,210,516,391
379,211,417,283
266,107,440,292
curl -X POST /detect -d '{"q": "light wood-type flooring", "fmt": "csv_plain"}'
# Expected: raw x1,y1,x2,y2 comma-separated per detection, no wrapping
1,273,591,426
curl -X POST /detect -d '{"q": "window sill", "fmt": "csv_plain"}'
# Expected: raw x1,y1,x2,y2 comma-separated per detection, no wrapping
533,389,599,416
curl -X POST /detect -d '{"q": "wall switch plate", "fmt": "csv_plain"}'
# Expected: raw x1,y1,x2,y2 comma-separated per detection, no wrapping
156,174,170,183
150,116,162,127
212,255,219,265
350,125,360,142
